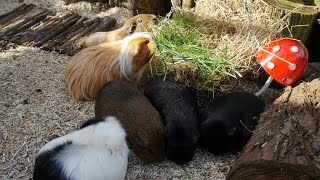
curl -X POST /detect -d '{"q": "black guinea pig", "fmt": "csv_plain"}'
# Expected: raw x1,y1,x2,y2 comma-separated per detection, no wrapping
95,80,165,163
144,77,200,164
199,92,266,155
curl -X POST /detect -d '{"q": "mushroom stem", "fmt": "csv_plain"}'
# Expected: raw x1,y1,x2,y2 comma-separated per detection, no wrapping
255,76,273,96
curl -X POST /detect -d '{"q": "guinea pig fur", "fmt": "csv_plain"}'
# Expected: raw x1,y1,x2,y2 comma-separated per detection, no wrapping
84,14,158,47
95,80,166,163
199,92,266,155
65,32,156,101
33,116,129,180
144,77,200,164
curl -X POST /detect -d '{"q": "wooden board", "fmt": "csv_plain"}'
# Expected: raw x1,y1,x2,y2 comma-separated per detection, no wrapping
0,3,117,56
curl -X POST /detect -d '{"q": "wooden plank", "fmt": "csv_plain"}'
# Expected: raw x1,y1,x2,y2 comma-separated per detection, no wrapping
263,0,320,15
283,13,317,43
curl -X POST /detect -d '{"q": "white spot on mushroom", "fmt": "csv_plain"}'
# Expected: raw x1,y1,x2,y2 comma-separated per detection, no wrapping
289,64,296,71
290,46,299,53
267,62,275,70
272,45,281,52
286,78,293,84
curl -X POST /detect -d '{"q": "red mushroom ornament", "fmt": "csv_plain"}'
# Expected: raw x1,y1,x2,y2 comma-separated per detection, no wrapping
255,37,308,96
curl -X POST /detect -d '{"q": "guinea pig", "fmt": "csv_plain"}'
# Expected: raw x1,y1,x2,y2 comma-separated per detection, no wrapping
65,32,156,101
33,116,129,180
144,77,200,164
95,80,166,163
84,14,158,47
199,92,266,155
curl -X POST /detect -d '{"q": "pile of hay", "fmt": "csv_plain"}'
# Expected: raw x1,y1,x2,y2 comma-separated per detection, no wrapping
149,0,288,91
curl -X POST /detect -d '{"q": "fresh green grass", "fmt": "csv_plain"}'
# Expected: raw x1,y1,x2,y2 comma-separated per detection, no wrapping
152,12,238,86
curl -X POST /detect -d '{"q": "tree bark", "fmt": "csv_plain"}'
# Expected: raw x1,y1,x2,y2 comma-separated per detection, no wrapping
227,78,320,180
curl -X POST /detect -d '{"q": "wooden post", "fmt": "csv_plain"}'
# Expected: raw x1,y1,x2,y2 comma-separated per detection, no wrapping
263,0,320,43
227,78,320,179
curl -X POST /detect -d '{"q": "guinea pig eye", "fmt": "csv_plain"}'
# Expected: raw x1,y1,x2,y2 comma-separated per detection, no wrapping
147,148,153,154
135,136,145,148
137,19,143,23
144,39,150,44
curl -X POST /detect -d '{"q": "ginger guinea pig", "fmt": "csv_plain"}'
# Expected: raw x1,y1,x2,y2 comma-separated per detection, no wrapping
84,14,158,47
144,77,200,164
95,80,166,163
34,116,129,180
199,92,266,155
65,32,156,101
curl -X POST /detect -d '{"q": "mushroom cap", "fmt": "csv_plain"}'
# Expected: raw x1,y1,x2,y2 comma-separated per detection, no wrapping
256,37,308,86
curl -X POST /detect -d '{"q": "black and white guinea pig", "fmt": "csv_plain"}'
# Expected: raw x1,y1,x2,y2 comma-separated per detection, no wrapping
199,92,266,155
144,77,200,164
33,116,129,180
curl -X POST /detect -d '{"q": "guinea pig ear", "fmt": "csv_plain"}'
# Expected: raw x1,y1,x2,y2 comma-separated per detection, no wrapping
127,22,137,34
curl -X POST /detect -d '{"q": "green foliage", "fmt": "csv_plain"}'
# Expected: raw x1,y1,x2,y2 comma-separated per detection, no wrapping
152,12,238,83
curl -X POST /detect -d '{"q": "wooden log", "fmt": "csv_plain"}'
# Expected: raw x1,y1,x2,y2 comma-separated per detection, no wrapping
63,0,108,5
10,16,54,44
1,5,36,29
30,13,75,45
1,11,50,38
43,16,87,49
59,21,102,55
0,3,27,20
35,15,68,34
32,14,79,47
58,17,89,43
227,78,320,180
41,15,82,50
57,18,101,53
0,4,34,25
21,15,69,46
93,17,116,32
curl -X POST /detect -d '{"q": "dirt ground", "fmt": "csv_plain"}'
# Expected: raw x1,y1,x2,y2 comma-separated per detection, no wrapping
0,0,241,179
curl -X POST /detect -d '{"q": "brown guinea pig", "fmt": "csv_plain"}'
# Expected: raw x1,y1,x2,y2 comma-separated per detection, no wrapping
65,32,156,101
95,80,166,163
84,14,158,47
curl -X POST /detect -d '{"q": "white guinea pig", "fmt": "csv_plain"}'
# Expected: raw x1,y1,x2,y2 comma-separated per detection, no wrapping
33,116,129,180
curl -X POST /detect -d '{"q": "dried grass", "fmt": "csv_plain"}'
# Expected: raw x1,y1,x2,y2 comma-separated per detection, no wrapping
148,0,288,91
